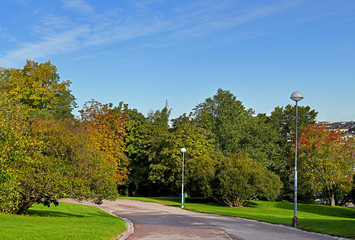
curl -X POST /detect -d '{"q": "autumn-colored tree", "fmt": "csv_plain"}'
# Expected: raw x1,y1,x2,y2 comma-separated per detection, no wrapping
0,60,76,119
0,99,117,214
0,100,29,212
79,100,129,185
297,124,355,207
28,119,118,208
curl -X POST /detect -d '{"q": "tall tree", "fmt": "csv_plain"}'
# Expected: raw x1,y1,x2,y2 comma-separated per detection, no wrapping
269,104,318,201
144,104,174,194
79,100,129,186
192,89,283,169
125,108,153,196
125,106,216,196
0,60,76,119
159,114,216,196
192,88,253,155
270,104,318,143
297,124,355,206
239,113,284,169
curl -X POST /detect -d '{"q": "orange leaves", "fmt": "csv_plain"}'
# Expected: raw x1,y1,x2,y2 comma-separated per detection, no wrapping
80,100,129,185
297,123,355,203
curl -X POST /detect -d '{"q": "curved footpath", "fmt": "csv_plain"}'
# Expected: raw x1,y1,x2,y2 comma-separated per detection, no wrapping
64,199,348,240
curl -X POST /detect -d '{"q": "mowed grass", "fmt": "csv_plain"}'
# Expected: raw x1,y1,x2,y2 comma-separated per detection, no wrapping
0,202,126,240
122,197,355,239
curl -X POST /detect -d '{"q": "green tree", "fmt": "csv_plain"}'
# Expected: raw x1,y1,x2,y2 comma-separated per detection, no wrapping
269,104,318,201
192,89,284,168
125,108,153,196
125,106,216,196
239,113,284,168
192,88,253,155
211,154,283,207
161,114,216,196
0,60,76,119
144,104,176,194
297,124,355,207
185,155,217,197
270,104,318,143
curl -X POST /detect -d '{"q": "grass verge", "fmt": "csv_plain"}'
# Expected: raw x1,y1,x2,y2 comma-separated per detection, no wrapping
121,196,355,239
0,202,126,240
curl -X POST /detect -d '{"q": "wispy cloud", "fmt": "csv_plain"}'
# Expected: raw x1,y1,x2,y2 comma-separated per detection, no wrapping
0,0,326,67
14,0,31,7
61,0,95,15
0,27,90,67
0,28,18,43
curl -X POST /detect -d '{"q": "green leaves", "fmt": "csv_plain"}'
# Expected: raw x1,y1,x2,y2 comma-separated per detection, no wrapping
0,60,76,120
193,88,253,155
212,154,282,207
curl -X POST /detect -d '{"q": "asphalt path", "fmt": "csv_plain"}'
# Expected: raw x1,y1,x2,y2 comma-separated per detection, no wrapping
65,199,345,240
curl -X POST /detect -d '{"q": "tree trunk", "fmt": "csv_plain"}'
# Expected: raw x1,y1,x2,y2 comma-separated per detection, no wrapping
16,197,39,214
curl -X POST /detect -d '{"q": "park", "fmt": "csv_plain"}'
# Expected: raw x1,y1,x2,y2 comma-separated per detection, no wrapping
0,61,354,239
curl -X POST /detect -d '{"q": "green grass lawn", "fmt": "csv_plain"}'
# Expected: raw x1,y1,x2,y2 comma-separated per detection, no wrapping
0,202,126,240
122,196,355,239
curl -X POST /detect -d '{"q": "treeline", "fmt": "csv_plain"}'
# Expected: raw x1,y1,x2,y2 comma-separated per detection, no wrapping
1,61,354,214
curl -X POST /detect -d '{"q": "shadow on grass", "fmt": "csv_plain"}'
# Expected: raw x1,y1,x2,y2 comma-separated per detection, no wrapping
274,202,355,219
28,209,85,218
28,208,117,219
299,218,355,239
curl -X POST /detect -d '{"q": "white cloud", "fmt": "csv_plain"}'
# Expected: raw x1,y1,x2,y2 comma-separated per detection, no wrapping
0,27,90,67
0,28,17,43
14,0,31,7
0,0,314,68
61,0,95,15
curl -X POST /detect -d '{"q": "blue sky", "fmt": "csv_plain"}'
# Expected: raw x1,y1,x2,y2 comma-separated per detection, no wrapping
1,0,354,122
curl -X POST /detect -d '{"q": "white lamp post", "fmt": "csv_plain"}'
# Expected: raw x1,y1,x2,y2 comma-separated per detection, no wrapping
180,148,186,208
290,91,304,227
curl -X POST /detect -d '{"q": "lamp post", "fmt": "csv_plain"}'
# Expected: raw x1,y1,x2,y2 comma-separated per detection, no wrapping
290,91,304,227
180,148,187,208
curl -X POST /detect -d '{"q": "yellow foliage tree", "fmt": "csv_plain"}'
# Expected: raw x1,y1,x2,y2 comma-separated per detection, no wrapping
0,60,76,119
79,100,130,185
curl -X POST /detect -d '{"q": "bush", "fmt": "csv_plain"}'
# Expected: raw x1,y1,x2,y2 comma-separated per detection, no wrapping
211,154,282,207
186,156,217,197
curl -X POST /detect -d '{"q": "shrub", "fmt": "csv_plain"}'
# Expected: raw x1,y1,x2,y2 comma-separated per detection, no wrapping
211,154,282,207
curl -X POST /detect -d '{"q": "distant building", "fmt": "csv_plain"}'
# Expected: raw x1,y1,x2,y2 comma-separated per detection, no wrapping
316,121,355,138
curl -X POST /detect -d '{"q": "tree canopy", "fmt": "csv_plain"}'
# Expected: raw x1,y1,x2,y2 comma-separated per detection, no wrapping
298,124,355,206
1,60,353,212
0,60,76,119
0,99,117,214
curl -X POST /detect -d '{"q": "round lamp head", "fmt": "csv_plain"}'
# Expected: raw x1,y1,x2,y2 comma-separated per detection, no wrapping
290,91,304,102
181,148,187,153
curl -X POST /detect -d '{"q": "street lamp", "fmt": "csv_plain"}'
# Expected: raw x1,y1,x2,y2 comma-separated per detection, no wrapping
290,91,304,227
180,148,187,208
